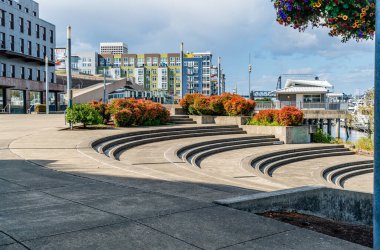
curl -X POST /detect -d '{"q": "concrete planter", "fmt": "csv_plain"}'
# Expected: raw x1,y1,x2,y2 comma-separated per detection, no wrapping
189,115,250,126
240,125,311,144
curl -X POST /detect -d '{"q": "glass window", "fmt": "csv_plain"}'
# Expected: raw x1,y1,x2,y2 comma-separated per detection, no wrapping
303,95,321,103
11,90,25,114
30,91,41,106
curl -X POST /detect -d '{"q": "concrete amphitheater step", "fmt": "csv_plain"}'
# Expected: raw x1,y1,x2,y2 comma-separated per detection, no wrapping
336,168,374,188
106,128,247,160
170,120,197,125
322,161,374,187
263,150,355,177
191,140,283,168
251,145,345,171
93,126,242,154
249,145,355,177
177,135,276,161
169,115,196,125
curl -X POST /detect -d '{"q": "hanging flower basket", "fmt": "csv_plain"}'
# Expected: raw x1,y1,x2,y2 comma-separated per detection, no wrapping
272,0,375,42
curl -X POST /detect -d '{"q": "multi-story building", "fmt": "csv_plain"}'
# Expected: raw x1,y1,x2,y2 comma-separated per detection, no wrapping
98,51,222,100
55,50,98,76
0,0,63,113
100,42,128,55
98,53,182,98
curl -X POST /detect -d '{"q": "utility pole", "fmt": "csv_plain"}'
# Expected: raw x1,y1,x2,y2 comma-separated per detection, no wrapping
66,26,72,109
103,70,106,103
180,42,184,98
45,56,49,115
248,53,252,100
374,1,379,248
218,57,221,96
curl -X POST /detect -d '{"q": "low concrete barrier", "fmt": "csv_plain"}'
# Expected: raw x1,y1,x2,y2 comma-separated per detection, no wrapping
188,115,250,126
215,186,373,226
240,125,311,144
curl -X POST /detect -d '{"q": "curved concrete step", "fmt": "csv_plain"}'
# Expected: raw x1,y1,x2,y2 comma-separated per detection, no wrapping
108,129,247,160
321,160,374,188
182,137,279,163
263,150,355,177
336,168,374,188
94,126,241,154
250,145,345,169
191,141,282,168
331,164,373,184
322,160,374,180
92,125,240,151
170,121,197,125
255,147,349,173
176,135,272,158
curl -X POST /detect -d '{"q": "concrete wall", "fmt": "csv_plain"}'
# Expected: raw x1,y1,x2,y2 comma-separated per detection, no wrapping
188,115,250,126
240,125,311,144
215,186,373,226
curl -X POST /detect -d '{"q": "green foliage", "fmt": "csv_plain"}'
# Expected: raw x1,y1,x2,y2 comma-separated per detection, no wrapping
312,129,334,143
66,104,102,128
355,137,374,152
35,104,46,113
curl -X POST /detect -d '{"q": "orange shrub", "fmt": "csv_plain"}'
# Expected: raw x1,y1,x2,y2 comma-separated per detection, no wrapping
278,106,304,126
179,93,203,114
250,107,304,126
224,96,256,116
252,109,280,125
180,93,256,116
89,100,110,125
110,98,170,127
193,96,213,115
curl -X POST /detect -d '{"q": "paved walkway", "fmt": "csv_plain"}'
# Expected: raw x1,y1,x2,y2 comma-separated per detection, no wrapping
0,115,370,249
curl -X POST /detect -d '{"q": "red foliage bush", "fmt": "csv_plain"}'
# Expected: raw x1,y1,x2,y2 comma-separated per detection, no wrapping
252,109,280,124
193,96,213,115
179,93,203,114
179,93,256,116
252,107,304,126
224,96,256,116
89,101,110,125
109,98,170,127
278,106,304,126
113,109,134,127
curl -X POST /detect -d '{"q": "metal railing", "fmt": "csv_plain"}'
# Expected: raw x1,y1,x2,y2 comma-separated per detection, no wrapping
0,104,11,114
255,101,349,111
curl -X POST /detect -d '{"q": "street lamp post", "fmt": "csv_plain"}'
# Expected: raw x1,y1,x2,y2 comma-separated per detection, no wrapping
45,56,49,115
248,54,252,100
66,26,72,109
103,69,107,103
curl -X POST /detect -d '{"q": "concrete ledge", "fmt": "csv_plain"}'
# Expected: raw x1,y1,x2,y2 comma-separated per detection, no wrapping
215,186,373,226
188,115,250,125
240,125,311,144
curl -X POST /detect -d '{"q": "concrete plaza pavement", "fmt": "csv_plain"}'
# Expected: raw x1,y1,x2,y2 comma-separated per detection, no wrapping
0,115,370,249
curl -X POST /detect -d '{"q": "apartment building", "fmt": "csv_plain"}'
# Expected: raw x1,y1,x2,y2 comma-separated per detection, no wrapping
0,0,63,113
98,53,182,97
98,51,222,100
100,42,128,55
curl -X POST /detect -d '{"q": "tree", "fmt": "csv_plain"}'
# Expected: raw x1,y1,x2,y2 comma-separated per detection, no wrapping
66,104,102,128
272,0,375,42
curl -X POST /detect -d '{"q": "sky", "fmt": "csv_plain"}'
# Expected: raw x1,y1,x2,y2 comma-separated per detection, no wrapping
37,0,375,95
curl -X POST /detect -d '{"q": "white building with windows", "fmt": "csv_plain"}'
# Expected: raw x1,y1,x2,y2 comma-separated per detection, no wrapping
76,51,98,75
100,42,128,55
